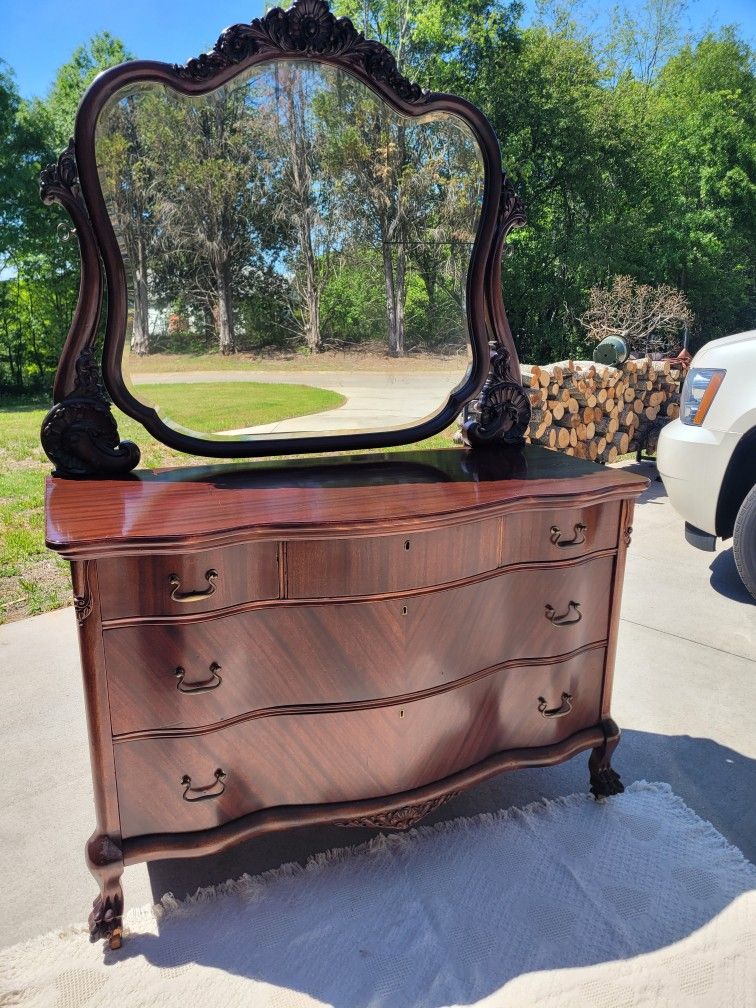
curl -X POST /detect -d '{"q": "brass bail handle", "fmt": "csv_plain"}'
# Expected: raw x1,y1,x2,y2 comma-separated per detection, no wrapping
175,662,222,693
544,601,582,626
169,568,218,603
537,692,574,718
550,523,587,547
181,768,227,802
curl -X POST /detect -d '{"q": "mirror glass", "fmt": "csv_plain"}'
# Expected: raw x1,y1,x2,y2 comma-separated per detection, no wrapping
95,60,485,442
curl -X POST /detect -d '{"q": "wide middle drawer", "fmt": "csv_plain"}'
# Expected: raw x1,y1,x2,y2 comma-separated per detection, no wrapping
104,554,614,735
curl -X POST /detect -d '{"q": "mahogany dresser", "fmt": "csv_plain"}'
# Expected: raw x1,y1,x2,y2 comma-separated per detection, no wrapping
38,0,647,950
45,447,646,948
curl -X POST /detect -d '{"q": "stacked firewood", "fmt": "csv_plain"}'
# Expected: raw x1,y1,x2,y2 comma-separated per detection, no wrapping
522,358,684,462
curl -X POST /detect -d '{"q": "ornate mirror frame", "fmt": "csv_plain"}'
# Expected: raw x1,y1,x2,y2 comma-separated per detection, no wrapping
40,0,530,477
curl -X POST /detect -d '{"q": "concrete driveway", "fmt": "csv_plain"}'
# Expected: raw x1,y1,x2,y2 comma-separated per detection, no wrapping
133,370,466,433
1,460,753,949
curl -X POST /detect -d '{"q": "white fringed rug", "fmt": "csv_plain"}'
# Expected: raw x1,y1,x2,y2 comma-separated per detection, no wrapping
1,782,753,1008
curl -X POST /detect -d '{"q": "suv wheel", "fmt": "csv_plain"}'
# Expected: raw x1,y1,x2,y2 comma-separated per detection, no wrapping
733,483,756,601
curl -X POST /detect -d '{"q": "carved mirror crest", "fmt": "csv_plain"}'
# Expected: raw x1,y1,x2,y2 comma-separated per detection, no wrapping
40,0,529,476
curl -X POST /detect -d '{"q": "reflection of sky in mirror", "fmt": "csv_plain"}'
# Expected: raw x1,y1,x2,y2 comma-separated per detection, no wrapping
94,60,485,440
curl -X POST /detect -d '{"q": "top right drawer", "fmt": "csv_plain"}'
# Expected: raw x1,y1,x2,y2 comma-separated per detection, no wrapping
501,501,621,567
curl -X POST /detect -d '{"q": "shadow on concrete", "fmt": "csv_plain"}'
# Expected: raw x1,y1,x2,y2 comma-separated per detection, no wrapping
146,727,754,913
709,547,755,606
123,728,754,1003
614,460,668,504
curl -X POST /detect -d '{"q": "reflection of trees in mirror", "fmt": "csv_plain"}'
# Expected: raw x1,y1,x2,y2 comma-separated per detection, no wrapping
95,62,484,371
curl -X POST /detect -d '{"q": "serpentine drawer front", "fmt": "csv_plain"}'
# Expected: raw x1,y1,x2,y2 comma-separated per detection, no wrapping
114,647,607,838
97,542,280,620
104,554,614,735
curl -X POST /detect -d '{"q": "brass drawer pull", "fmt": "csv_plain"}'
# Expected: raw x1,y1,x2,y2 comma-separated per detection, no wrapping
545,601,582,625
181,768,226,802
538,692,573,718
550,523,587,547
175,662,222,694
169,568,218,602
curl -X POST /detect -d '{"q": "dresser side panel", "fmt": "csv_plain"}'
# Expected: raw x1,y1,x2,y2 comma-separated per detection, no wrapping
71,559,121,837
602,498,636,719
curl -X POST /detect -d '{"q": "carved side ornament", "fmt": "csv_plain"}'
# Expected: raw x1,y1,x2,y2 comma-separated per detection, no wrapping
173,0,428,106
39,141,140,478
462,173,530,449
72,560,94,624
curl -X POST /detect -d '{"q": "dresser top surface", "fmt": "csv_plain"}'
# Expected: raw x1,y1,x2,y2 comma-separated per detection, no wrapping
46,445,648,555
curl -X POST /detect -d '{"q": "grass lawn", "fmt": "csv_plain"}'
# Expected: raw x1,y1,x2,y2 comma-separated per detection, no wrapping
134,381,344,433
0,382,454,624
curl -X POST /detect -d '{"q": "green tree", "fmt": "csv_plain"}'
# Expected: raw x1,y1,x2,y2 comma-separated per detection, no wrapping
45,32,132,147
619,30,756,343
0,64,75,391
1,36,132,392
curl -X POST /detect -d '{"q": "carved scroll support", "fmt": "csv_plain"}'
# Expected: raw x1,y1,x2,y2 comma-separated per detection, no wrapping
39,141,140,478
40,347,141,478
462,173,530,449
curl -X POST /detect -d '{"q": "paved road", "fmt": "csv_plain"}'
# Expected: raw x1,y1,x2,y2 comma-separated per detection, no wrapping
133,370,466,432
1,460,753,948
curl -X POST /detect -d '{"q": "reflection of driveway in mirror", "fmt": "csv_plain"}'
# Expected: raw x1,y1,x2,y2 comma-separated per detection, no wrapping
132,370,464,435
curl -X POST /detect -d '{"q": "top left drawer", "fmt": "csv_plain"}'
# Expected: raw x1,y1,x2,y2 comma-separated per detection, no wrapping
96,542,280,621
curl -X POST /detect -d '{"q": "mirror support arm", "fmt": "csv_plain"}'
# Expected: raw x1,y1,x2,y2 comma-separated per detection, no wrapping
39,141,141,478
462,173,531,449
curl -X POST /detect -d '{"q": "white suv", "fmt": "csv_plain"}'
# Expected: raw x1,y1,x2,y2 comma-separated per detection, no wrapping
657,330,756,599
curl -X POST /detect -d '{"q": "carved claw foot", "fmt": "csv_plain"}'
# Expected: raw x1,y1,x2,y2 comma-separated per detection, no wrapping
89,893,123,949
589,766,625,800
86,832,124,950
588,719,623,801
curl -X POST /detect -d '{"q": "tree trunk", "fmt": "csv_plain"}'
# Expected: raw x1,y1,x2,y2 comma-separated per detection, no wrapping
285,67,320,352
394,238,406,357
130,236,150,355
215,254,235,355
382,231,399,357
381,234,407,357
300,210,320,353
379,118,408,357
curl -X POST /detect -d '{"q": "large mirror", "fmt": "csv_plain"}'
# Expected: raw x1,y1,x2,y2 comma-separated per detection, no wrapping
94,60,486,443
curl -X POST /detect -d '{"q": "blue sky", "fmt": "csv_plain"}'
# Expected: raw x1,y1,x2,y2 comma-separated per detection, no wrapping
1,0,753,99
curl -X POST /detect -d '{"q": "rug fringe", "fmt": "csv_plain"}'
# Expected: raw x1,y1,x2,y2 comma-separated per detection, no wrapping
147,780,753,928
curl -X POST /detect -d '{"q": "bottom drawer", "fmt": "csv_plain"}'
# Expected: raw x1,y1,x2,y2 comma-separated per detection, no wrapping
115,647,606,838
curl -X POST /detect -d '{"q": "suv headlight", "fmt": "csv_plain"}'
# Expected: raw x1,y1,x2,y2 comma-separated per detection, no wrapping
680,368,726,426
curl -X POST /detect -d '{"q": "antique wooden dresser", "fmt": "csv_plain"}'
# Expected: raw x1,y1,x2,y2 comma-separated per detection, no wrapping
39,0,647,949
